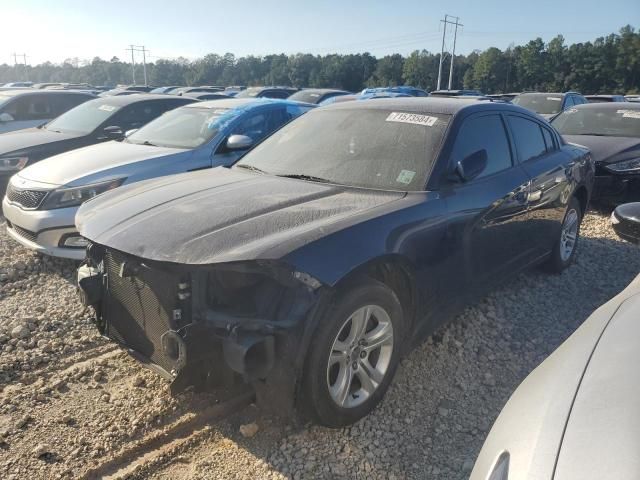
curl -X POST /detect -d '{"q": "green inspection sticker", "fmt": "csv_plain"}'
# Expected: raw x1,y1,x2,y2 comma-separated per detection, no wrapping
396,170,416,184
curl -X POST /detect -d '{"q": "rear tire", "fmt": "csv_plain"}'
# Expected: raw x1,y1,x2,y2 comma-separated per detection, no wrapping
300,278,404,427
544,197,582,273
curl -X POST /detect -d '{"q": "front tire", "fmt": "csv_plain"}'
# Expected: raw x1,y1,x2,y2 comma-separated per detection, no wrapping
301,278,404,427
545,196,582,273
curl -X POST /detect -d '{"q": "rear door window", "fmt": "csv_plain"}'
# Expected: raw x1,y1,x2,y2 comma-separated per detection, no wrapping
507,115,548,162
5,95,53,120
451,114,513,178
541,126,557,151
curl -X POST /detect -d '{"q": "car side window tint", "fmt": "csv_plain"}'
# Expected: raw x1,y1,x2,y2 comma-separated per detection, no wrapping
541,126,556,152
110,102,163,130
51,94,89,116
230,111,269,141
564,96,574,109
5,95,53,121
508,115,548,162
451,114,513,179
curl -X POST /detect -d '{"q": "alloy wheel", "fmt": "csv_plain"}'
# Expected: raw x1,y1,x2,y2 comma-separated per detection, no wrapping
326,305,394,408
560,208,579,261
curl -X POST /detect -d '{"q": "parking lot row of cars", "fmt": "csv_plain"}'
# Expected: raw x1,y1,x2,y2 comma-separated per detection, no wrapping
1,80,639,477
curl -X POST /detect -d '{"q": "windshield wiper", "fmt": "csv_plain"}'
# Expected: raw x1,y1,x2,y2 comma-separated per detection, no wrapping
277,174,335,184
577,132,608,136
235,164,267,174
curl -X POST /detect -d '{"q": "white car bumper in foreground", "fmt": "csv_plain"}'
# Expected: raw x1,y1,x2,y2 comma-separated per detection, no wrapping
2,196,86,260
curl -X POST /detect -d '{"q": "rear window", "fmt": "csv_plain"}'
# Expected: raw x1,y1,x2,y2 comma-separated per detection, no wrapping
513,94,563,115
235,108,450,191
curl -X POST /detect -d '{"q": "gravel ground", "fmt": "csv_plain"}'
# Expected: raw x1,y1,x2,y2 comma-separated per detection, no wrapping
0,211,638,480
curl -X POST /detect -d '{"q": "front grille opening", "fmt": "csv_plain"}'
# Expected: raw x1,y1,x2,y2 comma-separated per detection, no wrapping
104,250,185,373
6,185,48,209
7,221,38,242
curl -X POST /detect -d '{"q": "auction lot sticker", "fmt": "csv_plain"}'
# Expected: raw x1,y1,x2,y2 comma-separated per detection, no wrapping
386,112,437,126
617,109,640,119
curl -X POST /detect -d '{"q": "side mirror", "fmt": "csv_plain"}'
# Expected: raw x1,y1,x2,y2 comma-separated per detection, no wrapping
0,113,14,123
226,134,254,151
102,125,124,139
612,202,640,244
453,149,488,182
125,128,138,137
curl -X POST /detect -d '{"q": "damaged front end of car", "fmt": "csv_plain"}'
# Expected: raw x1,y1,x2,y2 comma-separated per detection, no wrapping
77,242,328,414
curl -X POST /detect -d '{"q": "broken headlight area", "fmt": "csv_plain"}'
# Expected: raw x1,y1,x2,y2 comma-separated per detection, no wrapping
77,244,325,410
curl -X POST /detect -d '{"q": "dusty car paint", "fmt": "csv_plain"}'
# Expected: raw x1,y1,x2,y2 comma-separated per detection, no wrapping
76,99,594,415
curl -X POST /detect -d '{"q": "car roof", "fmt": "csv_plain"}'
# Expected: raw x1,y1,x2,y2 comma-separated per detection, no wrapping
0,89,93,98
294,88,349,94
94,93,195,106
244,86,297,92
569,102,640,111
585,94,624,99
182,97,314,110
320,97,520,116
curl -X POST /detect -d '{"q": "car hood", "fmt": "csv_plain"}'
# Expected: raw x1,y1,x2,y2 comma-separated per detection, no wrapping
17,141,184,186
554,288,640,480
76,167,406,265
470,273,640,480
562,135,640,164
0,127,80,155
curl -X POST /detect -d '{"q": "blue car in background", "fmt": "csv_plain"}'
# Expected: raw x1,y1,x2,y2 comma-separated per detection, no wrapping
3,98,315,259
319,91,411,106
361,86,429,97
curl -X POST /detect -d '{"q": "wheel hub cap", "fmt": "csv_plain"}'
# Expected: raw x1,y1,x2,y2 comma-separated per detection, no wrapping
326,305,394,408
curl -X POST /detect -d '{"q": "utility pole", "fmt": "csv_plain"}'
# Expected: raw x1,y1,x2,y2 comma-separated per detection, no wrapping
447,17,462,90
436,15,448,91
436,15,462,91
127,45,149,85
140,46,148,86
127,45,136,84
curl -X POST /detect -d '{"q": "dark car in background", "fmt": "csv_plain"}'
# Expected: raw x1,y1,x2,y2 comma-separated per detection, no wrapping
76,98,593,427
552,102,640,204
289,89,351,104
512,91,588,119
0,90,95,134
183,92,231,101
235,86,298,99
585,94,627,103
430,89,483,97
149,86,182,94
0,94,195,196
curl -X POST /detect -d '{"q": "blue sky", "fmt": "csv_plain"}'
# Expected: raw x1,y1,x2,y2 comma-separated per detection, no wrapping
3,0,639,65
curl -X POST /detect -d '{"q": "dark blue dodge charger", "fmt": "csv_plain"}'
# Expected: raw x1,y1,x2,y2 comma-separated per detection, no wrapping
76,98,594,426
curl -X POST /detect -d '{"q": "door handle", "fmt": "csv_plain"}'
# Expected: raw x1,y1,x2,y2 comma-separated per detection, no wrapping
529,190,542,202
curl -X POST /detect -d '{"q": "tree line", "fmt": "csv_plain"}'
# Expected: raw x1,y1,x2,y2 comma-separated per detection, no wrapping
1,25,638,94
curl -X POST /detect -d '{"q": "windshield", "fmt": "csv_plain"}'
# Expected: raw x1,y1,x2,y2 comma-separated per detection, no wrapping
235,108,450,191
513,94,563,114
235,89,261,98
289,90,338,103
46,99,120,134
127,106,232,149
552,107,640,137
